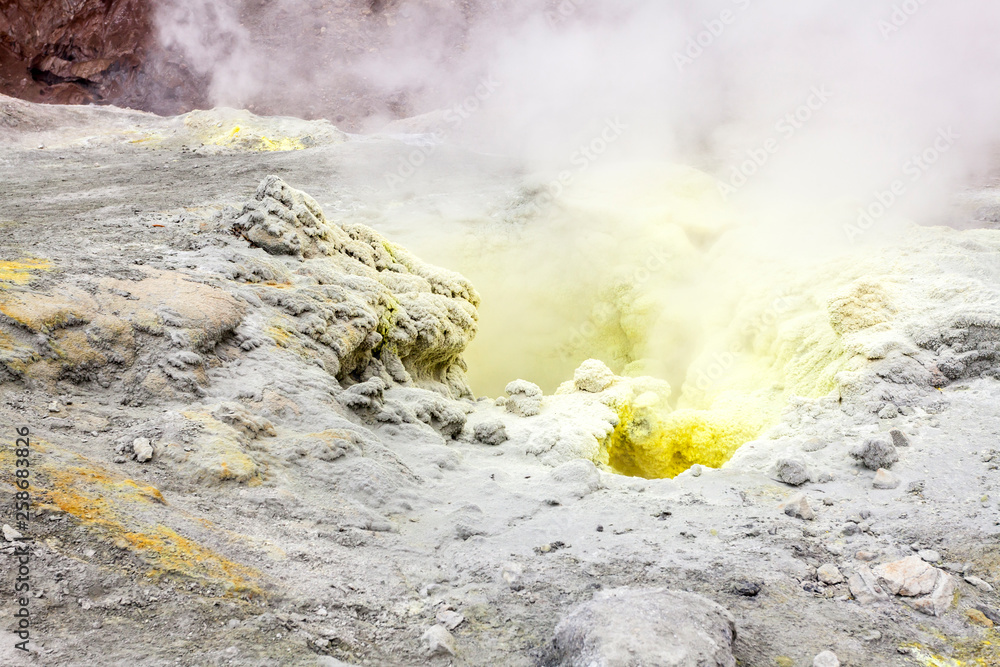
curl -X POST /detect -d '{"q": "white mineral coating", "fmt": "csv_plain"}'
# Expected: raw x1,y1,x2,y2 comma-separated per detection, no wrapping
505,379,543,417
573,358,615,393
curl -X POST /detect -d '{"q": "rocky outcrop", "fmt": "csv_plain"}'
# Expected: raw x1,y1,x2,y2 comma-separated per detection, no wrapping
0,0,153,105
231,175,480,398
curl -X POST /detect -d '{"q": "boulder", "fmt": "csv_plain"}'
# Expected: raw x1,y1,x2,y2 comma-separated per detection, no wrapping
551,588,736,667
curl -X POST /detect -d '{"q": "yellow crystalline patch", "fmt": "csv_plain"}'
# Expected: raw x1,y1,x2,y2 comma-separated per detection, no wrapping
902,638,1000,667
0,440,263,598
0,258,50,285
601,393,767,479
204,125,307,152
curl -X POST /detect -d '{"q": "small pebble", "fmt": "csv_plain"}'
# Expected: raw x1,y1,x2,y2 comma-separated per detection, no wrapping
966,608,994,628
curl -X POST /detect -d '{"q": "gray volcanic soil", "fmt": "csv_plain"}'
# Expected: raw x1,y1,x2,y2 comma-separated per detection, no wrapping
0,97,998,667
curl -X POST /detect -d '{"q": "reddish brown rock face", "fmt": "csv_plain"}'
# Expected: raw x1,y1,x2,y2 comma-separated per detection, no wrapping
0,0,151,105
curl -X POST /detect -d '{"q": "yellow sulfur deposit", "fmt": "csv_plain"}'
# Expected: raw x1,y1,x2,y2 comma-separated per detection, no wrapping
205,125,308,152
597,382,769,479
0,438,263,598
0,257,50,285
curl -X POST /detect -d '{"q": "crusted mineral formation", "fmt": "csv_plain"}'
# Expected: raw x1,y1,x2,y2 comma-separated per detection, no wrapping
230,175,480,398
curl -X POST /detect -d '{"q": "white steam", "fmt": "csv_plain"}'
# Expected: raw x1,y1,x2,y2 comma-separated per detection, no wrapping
154,0,1000,395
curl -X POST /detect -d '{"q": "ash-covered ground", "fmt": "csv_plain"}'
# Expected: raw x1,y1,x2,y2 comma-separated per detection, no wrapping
0,96,999,667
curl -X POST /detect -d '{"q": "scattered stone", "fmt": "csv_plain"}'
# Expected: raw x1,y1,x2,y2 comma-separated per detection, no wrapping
966,609,994,628
813,650,840,667
855,551,878,562
473,419,508,446
842,522,859,536
874,556,956,616
501,562,524,591
802,438,827,452
47,401,60,413
573,359,615,393
906,480,925,494
817,564,845,585
775,459,811,486
875,556,939,596
964,575,994,593
778,493,815,520
689,464,703,477
861,630,882,642
847,565,888,604
821,497,835,506
850,436,899,470
420,625,456,657
872,468,899,489
918,550,941,563
132,437,154,463
534,541,569,555
505,380,543,417
909,571,956,617
974,604,1000,625
2,525,23,542
551,588,737,667
817,472,835,483
436,608,464,631
731,580,761,597
888,428,911,447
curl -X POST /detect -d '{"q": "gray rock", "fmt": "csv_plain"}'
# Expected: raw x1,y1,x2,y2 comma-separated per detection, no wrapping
473,419,508,446
909,571,956,617
779,493,815,520
501,562,524,591
817,564,845,585
847,565,888,604
133,437,154,463
813,650,841,667
918,550,941,563
775,458,811,486
436,608,464,630
850,436,899,470
2,525,23,542
551,588,736,667
888,428,911,447
964,575,994,593
872,468,899,489
421,625,456,657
